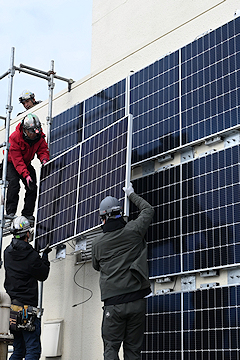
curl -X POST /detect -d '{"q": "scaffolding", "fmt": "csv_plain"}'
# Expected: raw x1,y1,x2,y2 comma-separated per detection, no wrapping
0,47,74,268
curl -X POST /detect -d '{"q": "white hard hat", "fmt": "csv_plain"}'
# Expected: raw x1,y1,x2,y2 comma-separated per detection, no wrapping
10,216,31,237
19,90,35,103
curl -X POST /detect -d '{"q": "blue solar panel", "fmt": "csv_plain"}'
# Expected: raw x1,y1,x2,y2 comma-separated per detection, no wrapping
143,285,240,359
50,103,83,158
35,116,131,250
130,52,180,164
36,146,80,250
84,79,126,139
76,116,130,234
128,17,240,166
181,16,240,144
130,144,240,277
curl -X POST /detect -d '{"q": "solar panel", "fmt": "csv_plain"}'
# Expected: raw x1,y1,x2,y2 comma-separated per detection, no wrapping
130,52,180,164
129,16,240,166
49,80,126,159
35,115,132,251
131,166,181,277
143,285,240,359
130,144,240,277
181,17,240,144
50,103,83,158
84,79,126,139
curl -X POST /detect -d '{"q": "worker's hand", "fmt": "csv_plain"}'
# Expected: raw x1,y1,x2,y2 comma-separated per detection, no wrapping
26,175,33,188
42,243,52,257
123,182,134,197
41,159,48,165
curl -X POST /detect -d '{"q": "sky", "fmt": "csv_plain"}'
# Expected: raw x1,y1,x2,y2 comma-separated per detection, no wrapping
0,0,92,121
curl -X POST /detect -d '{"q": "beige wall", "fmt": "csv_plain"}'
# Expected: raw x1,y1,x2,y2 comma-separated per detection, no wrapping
0,0,240,359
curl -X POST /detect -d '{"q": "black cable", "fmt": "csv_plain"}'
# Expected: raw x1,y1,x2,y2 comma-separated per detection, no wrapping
72,258,93,308
67,240,75,250
172,276,177,291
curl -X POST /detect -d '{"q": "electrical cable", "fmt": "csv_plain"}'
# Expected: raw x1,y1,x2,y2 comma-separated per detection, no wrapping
72,256,93,308
172,276,177,291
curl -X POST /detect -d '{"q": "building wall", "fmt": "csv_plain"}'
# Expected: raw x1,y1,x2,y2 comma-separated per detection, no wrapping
0,0,240,359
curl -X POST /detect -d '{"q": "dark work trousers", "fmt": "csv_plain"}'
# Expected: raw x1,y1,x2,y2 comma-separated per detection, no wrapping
10,317,41,360
6,162,37,217
102,298,146,360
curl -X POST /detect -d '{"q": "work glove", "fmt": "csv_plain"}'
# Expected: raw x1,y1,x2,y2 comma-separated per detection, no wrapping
123,182,134,197
26,175,33,188
42,243,52,258
41,159,48,165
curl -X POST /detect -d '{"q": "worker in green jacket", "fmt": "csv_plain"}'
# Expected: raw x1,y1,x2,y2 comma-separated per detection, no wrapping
92,182,154,360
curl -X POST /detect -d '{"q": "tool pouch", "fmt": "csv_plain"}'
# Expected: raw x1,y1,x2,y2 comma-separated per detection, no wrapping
10,304,37,332
9,309,21,332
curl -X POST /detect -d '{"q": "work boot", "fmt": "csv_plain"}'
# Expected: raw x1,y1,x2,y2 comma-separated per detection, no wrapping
5,213,16,219
24,215,35,225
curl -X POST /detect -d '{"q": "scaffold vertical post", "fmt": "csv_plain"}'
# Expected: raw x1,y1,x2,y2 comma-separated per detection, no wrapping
0,47,15,269
47,60,55,147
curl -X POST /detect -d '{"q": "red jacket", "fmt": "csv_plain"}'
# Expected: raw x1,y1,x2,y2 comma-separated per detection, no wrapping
8,123,50,178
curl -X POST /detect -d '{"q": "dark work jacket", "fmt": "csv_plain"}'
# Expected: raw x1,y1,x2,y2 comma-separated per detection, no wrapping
4,238,50,306
92,192,155,301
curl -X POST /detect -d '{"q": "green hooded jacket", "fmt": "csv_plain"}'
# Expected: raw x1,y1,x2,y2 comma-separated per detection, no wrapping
92,192,154,301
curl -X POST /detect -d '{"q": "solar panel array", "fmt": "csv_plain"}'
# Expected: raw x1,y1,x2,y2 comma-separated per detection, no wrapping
131,144,240,277
143,285,240,360
35,15,240,360
36,116,131,250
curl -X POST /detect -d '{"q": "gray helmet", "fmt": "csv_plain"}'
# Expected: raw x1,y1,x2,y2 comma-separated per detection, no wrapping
10,216,31,238
99,196,122,218
22,113,41,134
19,90,35,104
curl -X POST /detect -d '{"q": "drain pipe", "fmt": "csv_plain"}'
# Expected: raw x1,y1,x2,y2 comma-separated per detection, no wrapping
0,292,13,360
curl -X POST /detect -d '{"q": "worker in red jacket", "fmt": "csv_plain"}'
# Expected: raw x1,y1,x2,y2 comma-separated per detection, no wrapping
6,113,49,224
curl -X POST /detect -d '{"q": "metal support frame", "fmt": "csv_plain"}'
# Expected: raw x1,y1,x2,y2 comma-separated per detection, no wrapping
0,46,74,333
0,48,15,268
0,47,74,269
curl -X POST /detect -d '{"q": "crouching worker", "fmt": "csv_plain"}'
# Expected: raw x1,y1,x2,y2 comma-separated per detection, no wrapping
6,113,49,224
3,216,51,360
92,183,154,360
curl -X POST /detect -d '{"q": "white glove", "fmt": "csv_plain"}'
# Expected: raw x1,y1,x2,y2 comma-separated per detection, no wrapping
123,182,134,197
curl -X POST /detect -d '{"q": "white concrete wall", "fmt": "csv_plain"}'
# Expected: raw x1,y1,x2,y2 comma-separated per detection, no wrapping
0,0,240,359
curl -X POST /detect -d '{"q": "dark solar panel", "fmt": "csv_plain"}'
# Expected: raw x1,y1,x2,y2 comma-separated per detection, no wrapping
84,79,126,139
143,285,240,359
130,52,180,164
35,116,132,251
50,103,83,158
181,17,240,144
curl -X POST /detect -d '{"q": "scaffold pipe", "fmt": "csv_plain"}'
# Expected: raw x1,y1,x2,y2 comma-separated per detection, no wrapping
0,47,15,269
0,292,12,360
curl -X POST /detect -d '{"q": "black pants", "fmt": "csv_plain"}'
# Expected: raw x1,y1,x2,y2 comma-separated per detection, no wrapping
6,162,37,217
102,298,146,360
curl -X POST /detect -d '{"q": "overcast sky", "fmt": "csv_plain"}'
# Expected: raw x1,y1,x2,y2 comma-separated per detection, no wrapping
0,0,92,121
